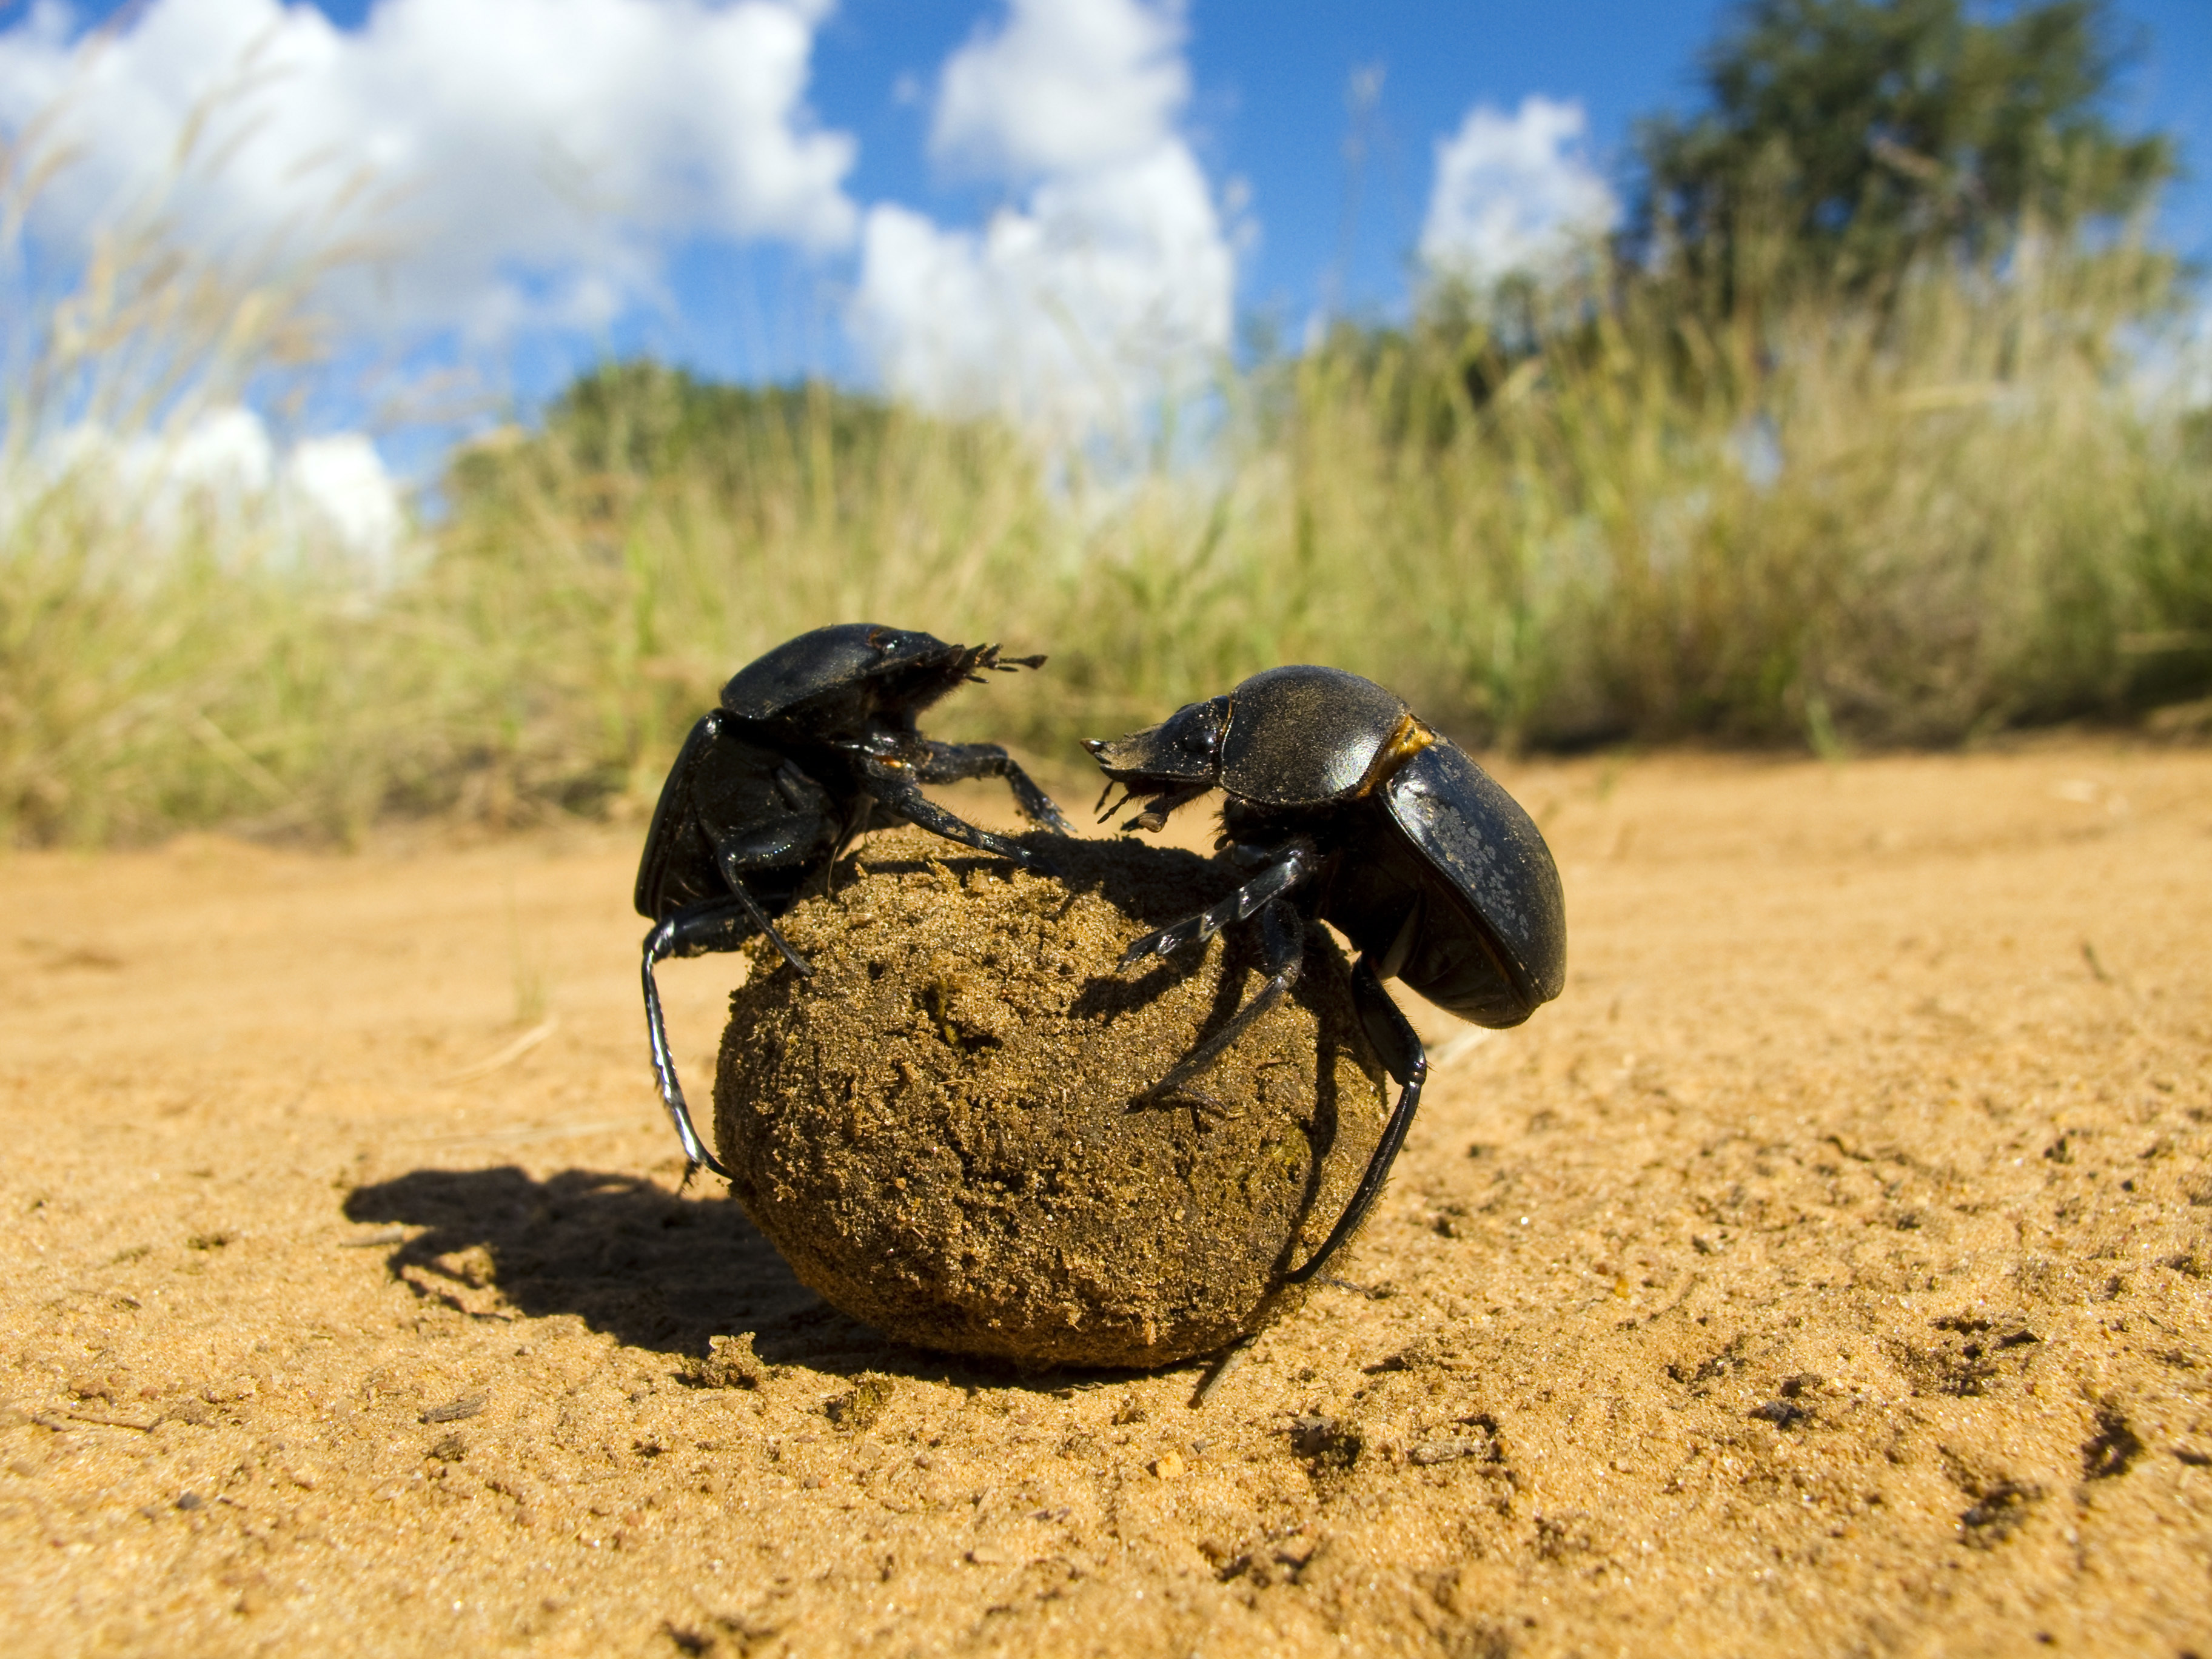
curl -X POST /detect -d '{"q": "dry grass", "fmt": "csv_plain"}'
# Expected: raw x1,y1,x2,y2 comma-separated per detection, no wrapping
2,122,2207,845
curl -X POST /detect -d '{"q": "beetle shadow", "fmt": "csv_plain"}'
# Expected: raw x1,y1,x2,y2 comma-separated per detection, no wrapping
338,1167,1181,1395
343,1167,843,1359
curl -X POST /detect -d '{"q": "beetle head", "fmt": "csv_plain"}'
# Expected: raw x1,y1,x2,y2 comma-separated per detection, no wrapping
722,624,1039,735
1084,695,1230,831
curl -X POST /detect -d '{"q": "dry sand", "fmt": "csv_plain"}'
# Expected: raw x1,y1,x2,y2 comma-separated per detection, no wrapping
1,741,2207,1658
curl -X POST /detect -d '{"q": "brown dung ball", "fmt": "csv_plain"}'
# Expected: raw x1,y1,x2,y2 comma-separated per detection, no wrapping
712,826,1387,1369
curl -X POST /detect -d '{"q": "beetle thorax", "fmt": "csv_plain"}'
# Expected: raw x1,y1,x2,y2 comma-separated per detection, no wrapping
1220,666,1425,806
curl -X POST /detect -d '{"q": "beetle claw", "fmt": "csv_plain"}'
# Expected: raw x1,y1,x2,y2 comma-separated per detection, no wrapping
1119,933,1167,969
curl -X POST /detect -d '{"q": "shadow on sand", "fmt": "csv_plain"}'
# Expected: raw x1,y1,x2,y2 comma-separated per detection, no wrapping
340,1166,1165,1394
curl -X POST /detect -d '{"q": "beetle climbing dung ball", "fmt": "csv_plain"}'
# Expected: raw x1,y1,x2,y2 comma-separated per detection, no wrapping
711,828,1388,1369
1085,663,1567,1287
634,623,1072,1176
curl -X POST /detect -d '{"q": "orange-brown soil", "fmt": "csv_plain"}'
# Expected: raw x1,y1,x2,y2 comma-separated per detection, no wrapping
1,742,2207,1658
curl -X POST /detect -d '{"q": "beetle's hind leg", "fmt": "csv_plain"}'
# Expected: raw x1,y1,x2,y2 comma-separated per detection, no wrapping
913,739,1076,835
1139,899,1304,1104
1281,957,1429,1285
640,900,771,1182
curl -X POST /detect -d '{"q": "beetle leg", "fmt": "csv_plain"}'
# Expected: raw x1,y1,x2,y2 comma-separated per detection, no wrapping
1119,842,1318,968
912,739,1076,835
1138,899,1305,1103
824,797,874,897
1282,956,1429,1285
860,760,1061,876
1098,778,1211,833
702,841,820,971
640,900,771,1182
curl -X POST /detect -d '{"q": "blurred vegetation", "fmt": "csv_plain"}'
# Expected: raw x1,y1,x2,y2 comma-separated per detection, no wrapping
2,0,2208,846
1634,0,2175,294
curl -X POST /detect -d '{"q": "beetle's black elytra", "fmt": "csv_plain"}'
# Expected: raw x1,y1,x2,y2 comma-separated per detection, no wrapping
1086,664,1567,1285
635,623,1071,1177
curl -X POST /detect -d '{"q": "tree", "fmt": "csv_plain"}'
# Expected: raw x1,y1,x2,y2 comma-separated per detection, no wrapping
1634,0,2174,293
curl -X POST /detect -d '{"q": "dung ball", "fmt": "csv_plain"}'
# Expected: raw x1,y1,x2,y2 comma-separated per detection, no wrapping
712,826,1387,1369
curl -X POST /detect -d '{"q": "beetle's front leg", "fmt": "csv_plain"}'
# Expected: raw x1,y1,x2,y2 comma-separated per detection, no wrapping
859,757,1060,875
1118,841,1321,968
913,739,1075,834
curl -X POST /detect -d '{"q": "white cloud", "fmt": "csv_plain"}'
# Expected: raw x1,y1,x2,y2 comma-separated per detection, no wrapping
162,404,277,499
851,0,1233,444
931,0,1185,178
1421,95,1618,290
0,0,857,343
284,433,407,569
25,409,407,574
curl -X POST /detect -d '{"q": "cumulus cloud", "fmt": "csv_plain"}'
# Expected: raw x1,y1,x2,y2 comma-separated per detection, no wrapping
851,0,1233,443
0,0,857,343
1421,95,1618,290
931,0,1186,178
284,433,407,568
28,407,408,574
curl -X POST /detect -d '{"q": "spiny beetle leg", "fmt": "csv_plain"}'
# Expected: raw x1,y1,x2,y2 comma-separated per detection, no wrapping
1282,956,1429,1285
702,862,813,976
1118,843,1318,969
914,739,1076,836
640,902,766,1182
866,764,1063,879
1136,899,1305,1102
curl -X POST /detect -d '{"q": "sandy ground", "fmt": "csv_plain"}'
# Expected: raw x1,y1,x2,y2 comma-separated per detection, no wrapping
1,741,2208,1658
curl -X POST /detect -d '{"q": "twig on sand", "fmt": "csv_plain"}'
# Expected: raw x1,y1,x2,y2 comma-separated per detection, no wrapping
440,1017,558,1084
36,1407,159,1432
1191,1338,1257,1407
1432,1027,1496,1068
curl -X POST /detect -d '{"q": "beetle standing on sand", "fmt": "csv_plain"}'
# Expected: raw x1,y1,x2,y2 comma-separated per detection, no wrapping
1087,665,1567,1285
635,624,1071,1178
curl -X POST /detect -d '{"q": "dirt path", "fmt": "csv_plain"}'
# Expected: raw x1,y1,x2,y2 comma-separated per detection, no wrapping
2,742,2208,1658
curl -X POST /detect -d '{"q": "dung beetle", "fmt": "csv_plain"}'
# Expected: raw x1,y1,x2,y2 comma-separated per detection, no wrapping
637,623,1072,1178
1085,664,1566,1285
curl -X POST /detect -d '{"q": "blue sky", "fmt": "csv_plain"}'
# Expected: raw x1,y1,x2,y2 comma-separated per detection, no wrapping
6,0,2207,432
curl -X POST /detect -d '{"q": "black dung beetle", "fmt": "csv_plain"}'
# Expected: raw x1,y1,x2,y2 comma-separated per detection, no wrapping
1085,664,1566,1285
637,623,1072,1177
